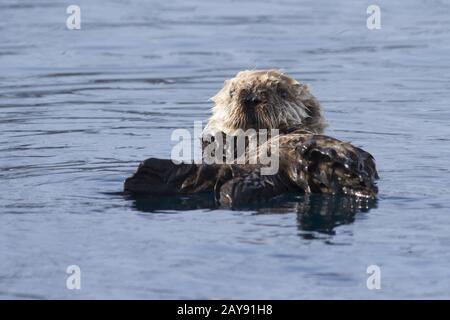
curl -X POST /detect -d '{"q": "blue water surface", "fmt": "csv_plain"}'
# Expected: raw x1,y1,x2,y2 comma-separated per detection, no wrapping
1,0,450,299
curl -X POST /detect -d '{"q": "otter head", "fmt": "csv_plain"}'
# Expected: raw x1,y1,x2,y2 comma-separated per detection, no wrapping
205,69,326,135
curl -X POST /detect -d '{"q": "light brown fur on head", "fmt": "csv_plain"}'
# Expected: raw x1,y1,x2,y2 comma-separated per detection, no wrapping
205,69,326,135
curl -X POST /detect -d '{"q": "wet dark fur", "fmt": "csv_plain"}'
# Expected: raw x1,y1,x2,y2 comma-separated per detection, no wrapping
125,128,378,207
124,70,378,207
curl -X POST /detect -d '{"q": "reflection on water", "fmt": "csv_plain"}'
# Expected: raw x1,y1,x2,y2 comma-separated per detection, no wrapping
127,193,218,212
293,195,376,237
129,192,377,237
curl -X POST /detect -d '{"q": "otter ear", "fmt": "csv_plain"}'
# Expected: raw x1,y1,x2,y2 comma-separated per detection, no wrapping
292,83,310,95
278,72,299,86
236,70,251,78
265,69,284,80
266,69,289,85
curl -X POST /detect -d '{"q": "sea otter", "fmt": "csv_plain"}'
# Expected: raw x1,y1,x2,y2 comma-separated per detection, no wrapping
124,70,378,207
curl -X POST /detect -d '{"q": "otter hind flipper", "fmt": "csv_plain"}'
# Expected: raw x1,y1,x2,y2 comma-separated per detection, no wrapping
296,134,379,198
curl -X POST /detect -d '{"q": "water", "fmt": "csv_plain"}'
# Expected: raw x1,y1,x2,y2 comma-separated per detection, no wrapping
1,0,450,299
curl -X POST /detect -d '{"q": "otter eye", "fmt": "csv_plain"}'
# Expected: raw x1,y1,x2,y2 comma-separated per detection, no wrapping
278,89,288,99
229,89,235,98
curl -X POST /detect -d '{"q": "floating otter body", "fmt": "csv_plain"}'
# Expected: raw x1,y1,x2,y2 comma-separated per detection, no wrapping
124,70,378,207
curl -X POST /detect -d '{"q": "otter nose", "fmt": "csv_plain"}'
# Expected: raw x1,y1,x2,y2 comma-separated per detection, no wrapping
243,94,261,108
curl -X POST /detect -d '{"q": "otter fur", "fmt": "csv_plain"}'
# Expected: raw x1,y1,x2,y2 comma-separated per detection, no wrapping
204,69,326,135
124,70,378,207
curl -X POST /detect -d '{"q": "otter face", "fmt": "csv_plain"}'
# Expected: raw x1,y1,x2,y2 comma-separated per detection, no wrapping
206,69,325,135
